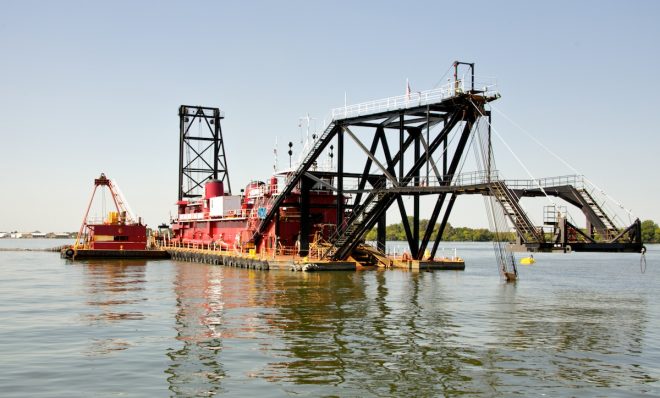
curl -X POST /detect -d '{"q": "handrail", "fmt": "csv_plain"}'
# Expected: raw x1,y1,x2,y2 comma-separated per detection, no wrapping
503,174,584,190
331,78,497,120
269,171,587,193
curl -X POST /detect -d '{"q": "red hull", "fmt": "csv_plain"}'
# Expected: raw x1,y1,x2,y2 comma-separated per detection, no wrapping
171,178,342,254
173,219,248,246
88,224,147,250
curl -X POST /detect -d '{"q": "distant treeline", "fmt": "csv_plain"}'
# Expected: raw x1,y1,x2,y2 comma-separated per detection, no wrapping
365,218,660,243
641,220,660,243
364,218,514,242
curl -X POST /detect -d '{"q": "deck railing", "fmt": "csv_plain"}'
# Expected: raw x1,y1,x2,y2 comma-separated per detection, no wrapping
331,78,497,120
503,174,584,190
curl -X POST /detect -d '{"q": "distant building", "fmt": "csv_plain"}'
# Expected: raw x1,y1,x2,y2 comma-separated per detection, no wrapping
0,232,8,238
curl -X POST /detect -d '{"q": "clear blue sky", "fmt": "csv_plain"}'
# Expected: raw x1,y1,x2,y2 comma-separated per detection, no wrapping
1,0,658,232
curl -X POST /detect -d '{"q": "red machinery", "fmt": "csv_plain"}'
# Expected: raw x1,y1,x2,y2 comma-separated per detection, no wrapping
171,172,340,254
72,173,147,251
171,105,341,256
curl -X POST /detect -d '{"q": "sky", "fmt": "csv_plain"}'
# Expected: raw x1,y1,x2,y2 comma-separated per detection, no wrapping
1,0,659,232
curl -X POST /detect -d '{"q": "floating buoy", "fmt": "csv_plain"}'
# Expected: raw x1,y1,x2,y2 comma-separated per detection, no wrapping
520,256,536,265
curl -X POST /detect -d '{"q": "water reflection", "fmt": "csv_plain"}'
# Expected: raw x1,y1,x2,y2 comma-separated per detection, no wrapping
166,262,227,396
255,271,482,396
257,272,366,386
79,260,148,356
164,260,658,396
81,260,147,323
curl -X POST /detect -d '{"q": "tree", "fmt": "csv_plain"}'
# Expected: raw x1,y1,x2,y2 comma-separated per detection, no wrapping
641,220,657,243
365,219,660,243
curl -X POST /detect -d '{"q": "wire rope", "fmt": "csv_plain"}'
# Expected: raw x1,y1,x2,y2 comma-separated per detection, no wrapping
430,119,461,178
470,99,557,208
461,112,515,276
431,63,456,90
490,103,635,223
470,107,518,276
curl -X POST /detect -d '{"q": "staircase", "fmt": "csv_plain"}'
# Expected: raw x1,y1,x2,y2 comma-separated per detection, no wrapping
490,181,544,243
324,190,390,260
575,187,619,238
253,121,338,239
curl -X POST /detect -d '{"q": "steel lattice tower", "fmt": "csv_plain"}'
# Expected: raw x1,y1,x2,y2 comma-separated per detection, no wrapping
178,105,232,200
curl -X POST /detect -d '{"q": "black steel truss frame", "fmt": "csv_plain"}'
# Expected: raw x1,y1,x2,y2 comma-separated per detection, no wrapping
250,86,642,257
256,91,495,260
178,105,232,200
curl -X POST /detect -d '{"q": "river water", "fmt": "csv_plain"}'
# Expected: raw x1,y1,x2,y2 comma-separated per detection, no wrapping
0,239,658,397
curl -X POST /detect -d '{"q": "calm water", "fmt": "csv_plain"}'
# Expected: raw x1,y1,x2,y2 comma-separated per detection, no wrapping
1,239,659,397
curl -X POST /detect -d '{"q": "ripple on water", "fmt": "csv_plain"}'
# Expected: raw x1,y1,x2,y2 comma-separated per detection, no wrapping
0,244,659,397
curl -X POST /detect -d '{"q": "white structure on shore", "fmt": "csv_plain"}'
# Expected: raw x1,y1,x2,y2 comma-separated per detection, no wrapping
0,232,74,239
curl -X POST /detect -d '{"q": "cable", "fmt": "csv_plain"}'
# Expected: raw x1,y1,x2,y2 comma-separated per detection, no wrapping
468,114,516,276
470,99,557,208
432,62,456,90
431,120,462,176
455,118,480,177
490,104,635,222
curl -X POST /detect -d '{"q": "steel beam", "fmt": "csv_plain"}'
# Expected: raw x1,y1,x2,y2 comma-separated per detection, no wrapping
343,126,398,186
377,212,386,253
331,108,466,259
431,194,457,259
418,193,447,258
413,128,420,255
337,127,344,228
300,176,311,256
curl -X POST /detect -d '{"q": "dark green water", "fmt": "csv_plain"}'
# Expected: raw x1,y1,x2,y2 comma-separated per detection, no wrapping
1,240,658,397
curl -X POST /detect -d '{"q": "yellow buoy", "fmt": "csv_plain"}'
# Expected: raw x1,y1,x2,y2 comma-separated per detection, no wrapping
520,256,536,265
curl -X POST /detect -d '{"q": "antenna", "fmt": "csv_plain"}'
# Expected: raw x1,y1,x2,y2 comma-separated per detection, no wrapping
306,113,310,143
298,114,316,146
273,137,278,171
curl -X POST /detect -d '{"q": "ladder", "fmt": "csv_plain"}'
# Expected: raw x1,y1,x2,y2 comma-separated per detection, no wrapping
253,121,338,240
324,190,389,260
575,187,619,237
490,181,544,243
